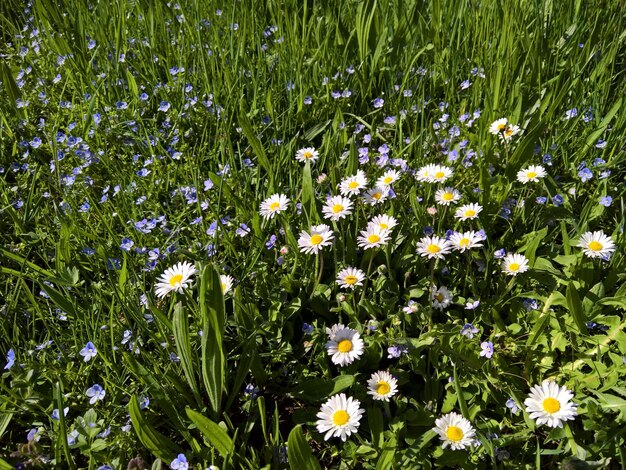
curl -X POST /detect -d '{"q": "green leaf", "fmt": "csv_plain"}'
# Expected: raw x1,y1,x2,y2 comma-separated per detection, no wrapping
239,111,273,190
129,395,181,461
301,161,318,224
376,436,396,470
522,227,548,267
292,375,355,402
55,382,75,470
566,281,588,334
287,425,322,470
453,366,470,419
367,406,383,449
173,302,201,405
186,408,234,457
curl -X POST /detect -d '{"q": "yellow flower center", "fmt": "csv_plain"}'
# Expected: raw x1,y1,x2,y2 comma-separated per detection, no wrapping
337,339,353,353
435,171,445,179
505,128,514,136
303,151,313,159
542,397,561,414
348,181,359,189
446,426,464,442
372,192,382,200
442,192,454,201
220,282,227,292
588,241,603,251
379,223,388,229
526,171,537,179
465,210,476,217
169,274,183,287
310,234,324,245
435,293,444,302
332,410,350,426
508,262,520,272
383,176,393,184
459,238,470,247
332,204,344,213
497,123,506,131
427,244,441,253
368,234,381,244
344,275,358,285
269,201,280,211
376,381,391,395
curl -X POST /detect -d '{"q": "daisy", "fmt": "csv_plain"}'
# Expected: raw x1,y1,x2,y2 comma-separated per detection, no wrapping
362,186,389,205
454,203,483,221
489,118,508,135
524,381,578,428
297,225,334,255
433,412,477,450
502,253,529,276
577,231,616,259
339,170,368,196
259,193,289,220
357,226,391,250
501,124,521,141
415,163,437,183
316,393,364,441
325,324,364,367
416,235,452,260
431,285,453,310
322,195,353,222
434,187,462,206
336,267,366,290
295,147,319,163
367,371,398,401
430,164,454,183
376,169,401,187
219,274,234,295
449,231,483,252
368,214,398,232
516,165,547,184
155,262,197,298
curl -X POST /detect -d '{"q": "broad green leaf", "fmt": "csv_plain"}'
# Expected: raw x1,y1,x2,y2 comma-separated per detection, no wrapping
376,436,396,470
287,425,322,470
129,395,181,461
566,281,588,334
291,375,355,402
173,302,201,405
186,408,234,457
368,406,383,449
301,161,318,224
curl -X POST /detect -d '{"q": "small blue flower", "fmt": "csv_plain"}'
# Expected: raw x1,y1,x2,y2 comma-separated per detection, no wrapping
387,344,409,359
266,234,277,250
506,398,520,415
236,223,250,237
170,453,189,470
86,384,105,404
578,167,593,182
373,98,384,109
494,249,506,259
599,196,612,207
480,341,494,359
158,101,171,112
552,194,564,207
302,323,314,335
460,323,478,339
51,407,69,420
120,238,134,252
4,349,15,370
536,196,547,204
464,300,480,310
79,342,97,362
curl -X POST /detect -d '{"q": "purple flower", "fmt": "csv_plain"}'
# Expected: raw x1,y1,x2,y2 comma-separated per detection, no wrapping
494,249,506,259
120,238,134,252
4,349,15,370
236,223,250,237
460,323,478,339
506,398,520,415
564,108,578,120
552,194,564,206
266,234,277,250
480,341,494,359
578,167,593,182
158,101,171,112
302,323,314,335
170,454,189,470
79,342,97,362
373,98,384,108
86,384,105,404
387,344,409,359
464,300,480,310
599,196,612,207
536,196,547,204
51,407,69,420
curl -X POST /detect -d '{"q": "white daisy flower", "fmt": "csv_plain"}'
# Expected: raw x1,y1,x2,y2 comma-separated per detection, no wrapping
430,165,453,183
219,274,234,295
577,231,616,259
259,193,290,220
295,147,319,163
322,195,353,222
430,285,453,310
336,267,366,290
434,187,462,206
367,214,398,232
362,186,389,205
502,253,529,276
489,117,508,135
433,412,477,450
454,203,483,221
339,170,368,196
155,262,197,298
325,324,364,367
501,124,521,141
297,224,334,255
357,226,391,250
367,371,398,401
416,235,452,260
516,165,547,184
316,393,364,441
415,163,437,183
524,381,578,428
376,169,401,188
449,231,484,252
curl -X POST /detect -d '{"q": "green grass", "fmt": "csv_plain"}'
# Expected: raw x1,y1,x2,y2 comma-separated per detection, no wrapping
1,0,626,468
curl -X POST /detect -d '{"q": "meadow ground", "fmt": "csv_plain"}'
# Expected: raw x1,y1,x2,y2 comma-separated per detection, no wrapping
1,0,626,468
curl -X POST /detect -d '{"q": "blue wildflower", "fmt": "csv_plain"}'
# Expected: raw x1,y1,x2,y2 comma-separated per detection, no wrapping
4,349,15,370
79,342,97,362
480,341,494,358
86,384,105,404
